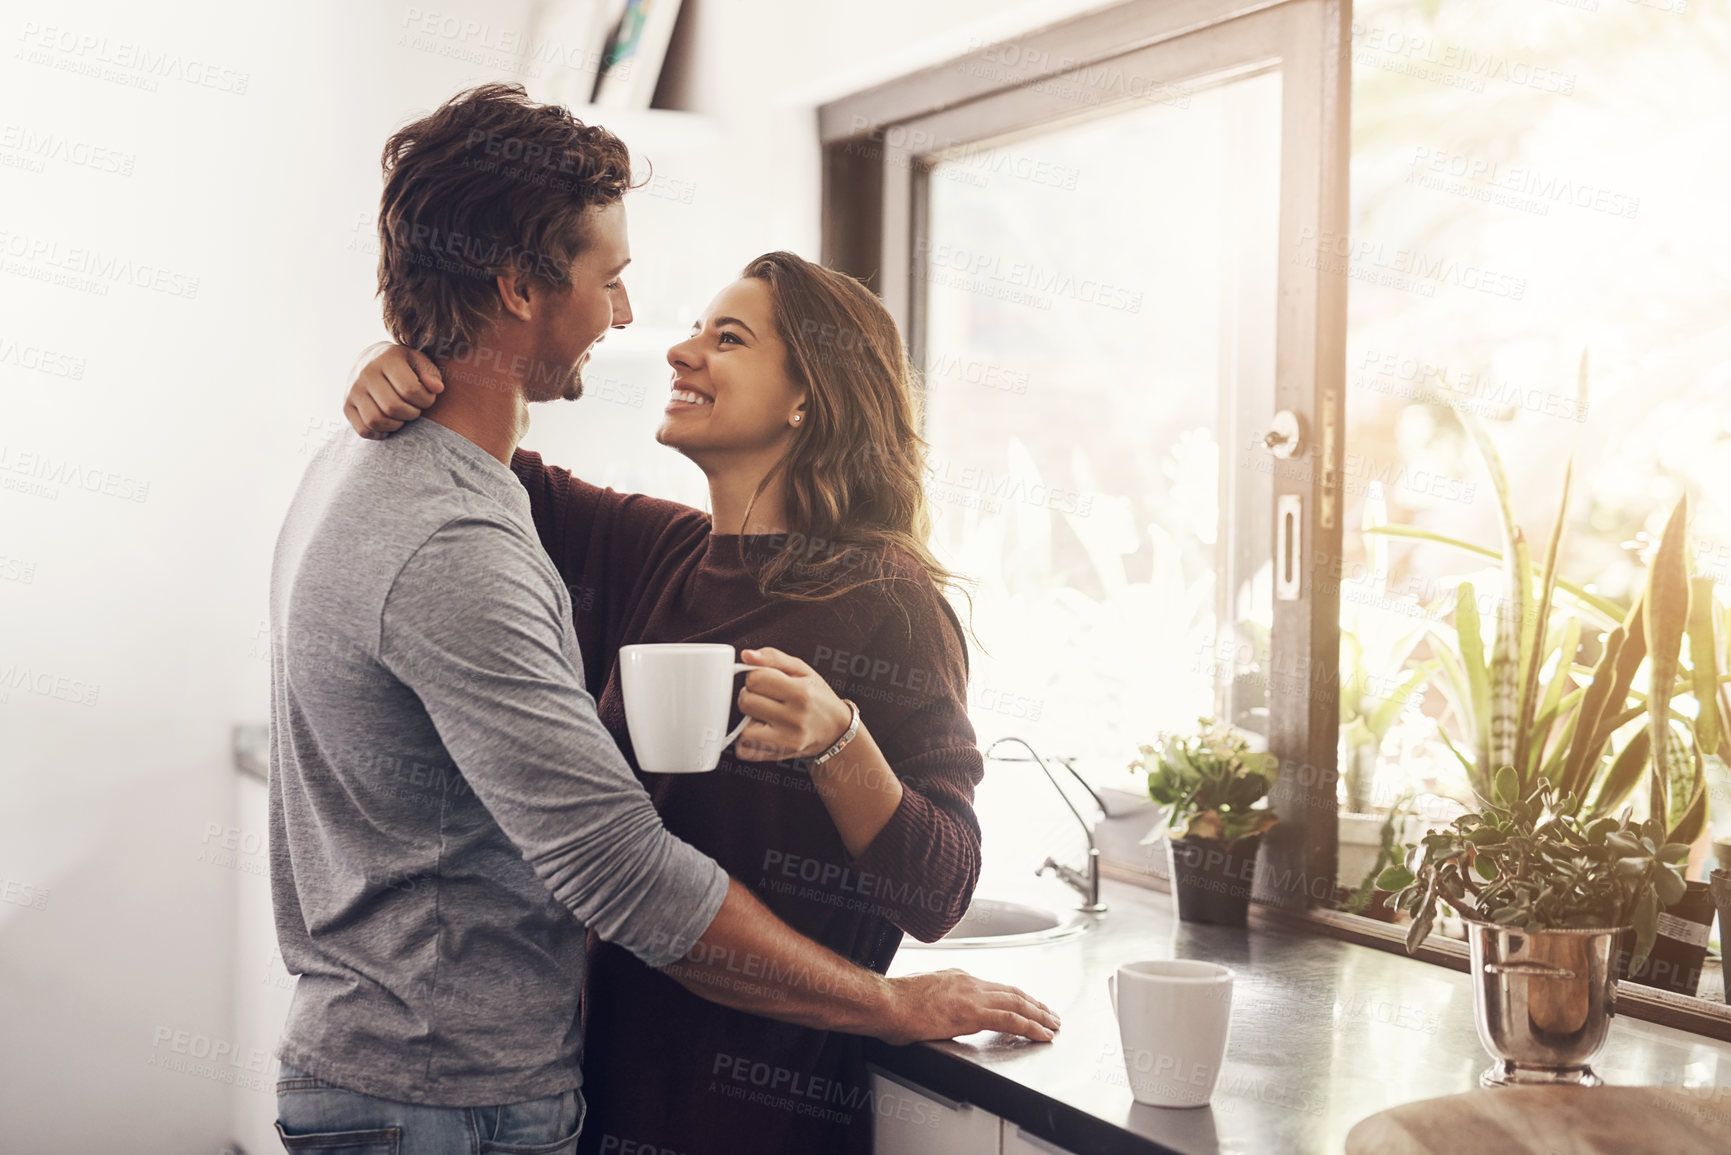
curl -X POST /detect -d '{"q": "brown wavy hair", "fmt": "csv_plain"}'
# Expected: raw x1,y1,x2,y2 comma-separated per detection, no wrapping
377,83,635,353
735,252,967,620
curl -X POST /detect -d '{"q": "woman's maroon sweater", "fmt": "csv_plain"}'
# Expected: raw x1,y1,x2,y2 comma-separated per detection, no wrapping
510,450,984,1155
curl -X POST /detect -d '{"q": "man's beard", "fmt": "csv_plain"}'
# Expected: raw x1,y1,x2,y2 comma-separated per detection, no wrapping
561,365,584,402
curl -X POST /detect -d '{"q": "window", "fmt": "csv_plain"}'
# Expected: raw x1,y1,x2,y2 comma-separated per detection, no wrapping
1340,0,1731,851
822,0,1351,907
919,73,1282,762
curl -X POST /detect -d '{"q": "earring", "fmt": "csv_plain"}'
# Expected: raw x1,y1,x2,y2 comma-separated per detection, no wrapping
793,414,802,423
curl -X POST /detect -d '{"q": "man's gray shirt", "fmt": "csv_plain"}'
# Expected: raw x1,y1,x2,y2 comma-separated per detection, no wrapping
268,417,728,1105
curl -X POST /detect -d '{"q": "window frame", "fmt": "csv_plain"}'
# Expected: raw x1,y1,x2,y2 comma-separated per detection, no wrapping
820,0,1352,913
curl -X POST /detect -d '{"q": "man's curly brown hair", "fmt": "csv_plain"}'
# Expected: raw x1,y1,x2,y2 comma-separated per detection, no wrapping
377,83,633,353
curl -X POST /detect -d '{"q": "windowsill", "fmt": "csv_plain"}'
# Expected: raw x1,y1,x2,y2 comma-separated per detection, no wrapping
1268,906,1731,1042
1100,864,1731,1043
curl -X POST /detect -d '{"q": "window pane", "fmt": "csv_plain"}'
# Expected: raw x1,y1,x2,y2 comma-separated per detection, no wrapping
1344,0,1731,822
921,71,1283,778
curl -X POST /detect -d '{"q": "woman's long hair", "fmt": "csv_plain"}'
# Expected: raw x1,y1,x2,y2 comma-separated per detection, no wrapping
735,252,966,614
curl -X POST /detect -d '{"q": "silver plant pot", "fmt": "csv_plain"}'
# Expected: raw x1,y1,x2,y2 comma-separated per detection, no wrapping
1467,921,1622,1088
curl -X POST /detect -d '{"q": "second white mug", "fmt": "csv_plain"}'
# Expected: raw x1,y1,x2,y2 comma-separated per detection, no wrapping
1107,959,1234,1108
619,643,753,774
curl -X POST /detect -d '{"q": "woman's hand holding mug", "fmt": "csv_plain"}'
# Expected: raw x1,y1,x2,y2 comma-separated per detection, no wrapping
733,647,854,763
617,644,858,773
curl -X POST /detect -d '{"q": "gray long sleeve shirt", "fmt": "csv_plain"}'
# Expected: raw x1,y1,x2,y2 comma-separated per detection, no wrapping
267,417,728,1106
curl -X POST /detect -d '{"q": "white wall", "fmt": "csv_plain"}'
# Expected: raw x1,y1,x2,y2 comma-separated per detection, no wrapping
0,1,1108,1151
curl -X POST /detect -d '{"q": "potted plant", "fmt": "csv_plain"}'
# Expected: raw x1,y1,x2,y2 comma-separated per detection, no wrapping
1619,876,1717,996
1367,404,1725,990
1712,868,1731,1000
1333,484,1438,891
1338,620,1433,886
1378,771,1687,1087
1135,718,1279,926
1339,484,1435,803
1340,791,1416,922
1369,422,1719,832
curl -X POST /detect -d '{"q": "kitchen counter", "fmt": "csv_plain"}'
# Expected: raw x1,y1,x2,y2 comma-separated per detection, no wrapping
871,877,1731,1155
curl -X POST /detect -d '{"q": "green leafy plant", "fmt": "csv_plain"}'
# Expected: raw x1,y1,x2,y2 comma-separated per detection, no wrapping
1340,627,1434,812
1377,770,1687,973
1343,791,1416,916
1339,484,1436,813
1365,399,1724,846
1135,718,1280,842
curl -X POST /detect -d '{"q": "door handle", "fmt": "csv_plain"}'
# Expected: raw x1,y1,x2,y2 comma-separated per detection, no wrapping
1276,494,1302,602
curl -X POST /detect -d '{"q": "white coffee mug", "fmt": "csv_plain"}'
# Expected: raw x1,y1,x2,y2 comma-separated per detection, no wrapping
1106,959,1234,1108
619,643,753,774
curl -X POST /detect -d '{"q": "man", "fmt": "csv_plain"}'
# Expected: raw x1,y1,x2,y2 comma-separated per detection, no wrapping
268,83,1057,1153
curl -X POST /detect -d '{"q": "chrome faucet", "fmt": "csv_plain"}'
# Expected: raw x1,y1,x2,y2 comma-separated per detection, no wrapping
986,737,1108,914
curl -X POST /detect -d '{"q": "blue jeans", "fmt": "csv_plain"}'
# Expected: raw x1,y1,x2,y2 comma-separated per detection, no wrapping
275,1063,584,1155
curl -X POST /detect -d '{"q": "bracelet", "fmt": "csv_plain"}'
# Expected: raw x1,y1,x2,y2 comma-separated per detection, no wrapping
810,699,861,767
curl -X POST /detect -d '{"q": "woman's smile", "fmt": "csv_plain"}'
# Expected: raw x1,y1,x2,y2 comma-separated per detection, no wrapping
666,381,714,411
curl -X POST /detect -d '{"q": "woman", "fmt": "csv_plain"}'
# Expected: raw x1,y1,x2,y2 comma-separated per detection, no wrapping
345,252,984,1154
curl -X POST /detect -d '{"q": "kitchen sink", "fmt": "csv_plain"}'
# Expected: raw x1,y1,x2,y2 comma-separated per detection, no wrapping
902,897,1093,949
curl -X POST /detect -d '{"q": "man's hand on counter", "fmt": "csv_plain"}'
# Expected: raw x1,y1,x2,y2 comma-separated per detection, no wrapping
663,879,1059,1045
878,969,1061,1046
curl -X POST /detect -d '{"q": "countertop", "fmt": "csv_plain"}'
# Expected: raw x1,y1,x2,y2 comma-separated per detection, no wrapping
871,877,1731,1155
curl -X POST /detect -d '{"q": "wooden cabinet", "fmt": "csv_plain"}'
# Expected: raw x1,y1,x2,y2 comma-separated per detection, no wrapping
868,1068,1002,1155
